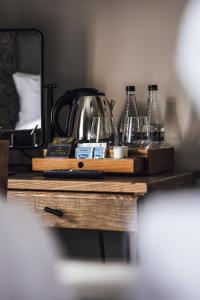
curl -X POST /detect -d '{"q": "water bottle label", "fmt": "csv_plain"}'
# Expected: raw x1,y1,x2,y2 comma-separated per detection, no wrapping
150,131,164,142
141,132,149,140
130,132,141,141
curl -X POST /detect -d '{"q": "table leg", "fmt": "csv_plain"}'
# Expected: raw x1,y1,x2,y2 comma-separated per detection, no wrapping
98,231,105,262
125,232,131,263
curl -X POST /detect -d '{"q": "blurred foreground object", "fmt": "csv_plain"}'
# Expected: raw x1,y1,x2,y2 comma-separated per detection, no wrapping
0,201,69,300
176,0,200,112
137,191,200,300
57,260,135,300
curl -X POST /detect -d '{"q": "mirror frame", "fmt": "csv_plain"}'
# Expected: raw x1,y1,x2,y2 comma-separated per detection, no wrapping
0,28,44,149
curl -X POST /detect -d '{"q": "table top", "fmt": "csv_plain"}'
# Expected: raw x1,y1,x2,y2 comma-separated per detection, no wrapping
8,170,197,194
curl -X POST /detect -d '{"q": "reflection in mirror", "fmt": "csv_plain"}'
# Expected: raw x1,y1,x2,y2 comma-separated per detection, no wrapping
0,30,43,147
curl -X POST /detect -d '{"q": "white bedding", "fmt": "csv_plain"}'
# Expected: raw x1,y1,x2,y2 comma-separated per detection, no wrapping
13,72,41,130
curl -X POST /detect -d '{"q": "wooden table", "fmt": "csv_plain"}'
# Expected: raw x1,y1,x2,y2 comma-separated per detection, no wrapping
7,171,197,232
7,171,197,261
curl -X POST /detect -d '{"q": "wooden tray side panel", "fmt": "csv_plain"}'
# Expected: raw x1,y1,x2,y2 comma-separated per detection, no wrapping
32,148,174,175
129,147,174,175
32,158,144,174
147,147,174,175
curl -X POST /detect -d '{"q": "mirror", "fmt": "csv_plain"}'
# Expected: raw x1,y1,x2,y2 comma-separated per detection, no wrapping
0,29,43,148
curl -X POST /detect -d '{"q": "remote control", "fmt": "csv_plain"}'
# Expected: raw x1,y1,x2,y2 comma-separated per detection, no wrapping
43,169,105,179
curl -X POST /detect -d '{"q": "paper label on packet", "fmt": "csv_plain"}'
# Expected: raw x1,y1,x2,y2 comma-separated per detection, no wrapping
93,147,106,159
78,142,107,148
75,147,93,159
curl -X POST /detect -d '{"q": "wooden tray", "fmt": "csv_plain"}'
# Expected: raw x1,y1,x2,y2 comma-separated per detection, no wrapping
32,147,174,175
32,157,144,174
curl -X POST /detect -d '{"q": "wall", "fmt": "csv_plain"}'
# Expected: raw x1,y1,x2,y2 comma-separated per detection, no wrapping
0,0,199,170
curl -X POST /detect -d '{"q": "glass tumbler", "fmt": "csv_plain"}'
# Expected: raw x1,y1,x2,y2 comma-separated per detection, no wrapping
121,117,141,147
89,116,118,147
139,116,150,148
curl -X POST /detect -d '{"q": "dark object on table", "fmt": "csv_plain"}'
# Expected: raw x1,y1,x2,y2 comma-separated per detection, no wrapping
11,131,38,147
43,169,105,179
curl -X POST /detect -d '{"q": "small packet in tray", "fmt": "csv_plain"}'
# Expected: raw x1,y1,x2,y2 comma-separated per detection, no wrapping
75,147,93,159
93,147,106,159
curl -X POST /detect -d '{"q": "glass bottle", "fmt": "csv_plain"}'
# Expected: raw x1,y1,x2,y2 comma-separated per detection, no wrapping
119,86,139,143
146,84,164,148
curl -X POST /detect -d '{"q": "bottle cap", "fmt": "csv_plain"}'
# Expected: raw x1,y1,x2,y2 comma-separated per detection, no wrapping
126,86,135,92
148,84,158,91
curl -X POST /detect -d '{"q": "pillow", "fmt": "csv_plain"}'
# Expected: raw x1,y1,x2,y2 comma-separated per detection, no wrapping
13,72,41,130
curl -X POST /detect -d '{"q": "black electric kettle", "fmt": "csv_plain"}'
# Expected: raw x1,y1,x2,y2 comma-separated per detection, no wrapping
51,88,115,141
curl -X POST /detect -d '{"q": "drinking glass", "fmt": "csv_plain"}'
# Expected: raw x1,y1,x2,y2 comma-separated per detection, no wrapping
89,116,118,147
139,116,150,148
121,117,141,147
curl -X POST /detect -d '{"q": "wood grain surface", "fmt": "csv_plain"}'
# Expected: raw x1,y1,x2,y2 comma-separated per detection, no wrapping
7,171,197,231
8,171,197,194
32,157,144,174
8,190,138,231
8,175,147,194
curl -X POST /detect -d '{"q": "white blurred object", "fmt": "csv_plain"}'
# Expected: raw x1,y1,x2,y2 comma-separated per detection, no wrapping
57,260,135,300
128,2,200,299
0,200,69,300
176,0,200,112
137,191,200,300
13,72,41,129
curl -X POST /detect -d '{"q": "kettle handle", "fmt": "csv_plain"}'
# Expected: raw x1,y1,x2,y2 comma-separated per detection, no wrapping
51,88,98,137
51,90,71,137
